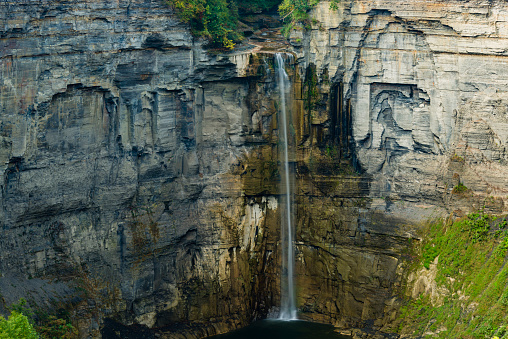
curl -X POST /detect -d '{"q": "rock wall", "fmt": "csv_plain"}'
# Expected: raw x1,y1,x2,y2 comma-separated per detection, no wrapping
0,1,288,337
289,0,508,335
296,0,508,200
3,0,508,337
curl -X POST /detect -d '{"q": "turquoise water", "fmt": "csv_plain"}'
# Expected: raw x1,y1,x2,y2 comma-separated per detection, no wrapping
210,320,350,339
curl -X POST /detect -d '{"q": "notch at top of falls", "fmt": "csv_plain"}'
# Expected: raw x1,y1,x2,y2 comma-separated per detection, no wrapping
275,52,297,321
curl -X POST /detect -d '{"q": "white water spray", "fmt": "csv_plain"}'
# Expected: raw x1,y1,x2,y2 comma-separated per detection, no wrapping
276,53,297,321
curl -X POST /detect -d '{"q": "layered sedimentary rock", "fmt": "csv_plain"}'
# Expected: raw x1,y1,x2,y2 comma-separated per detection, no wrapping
297,0,508,199
291,0,508,334
0,1,287,337
3,0,508,338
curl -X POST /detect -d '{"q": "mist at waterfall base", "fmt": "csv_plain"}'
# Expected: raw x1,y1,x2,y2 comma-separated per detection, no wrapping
210,320,350,339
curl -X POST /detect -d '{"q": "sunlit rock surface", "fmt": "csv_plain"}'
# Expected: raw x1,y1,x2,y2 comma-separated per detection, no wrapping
291,0,508,335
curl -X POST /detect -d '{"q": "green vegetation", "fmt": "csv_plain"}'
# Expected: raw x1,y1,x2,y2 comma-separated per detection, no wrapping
1,299,78,339
0,312,38,339
167,0,340,47
398,212,508,338
452,182,468,193
278,0,319,36
278,0,339,36
8,299,34,321
166,0,281,49
166,0,241,49
36,314,77,339
422,242,438,269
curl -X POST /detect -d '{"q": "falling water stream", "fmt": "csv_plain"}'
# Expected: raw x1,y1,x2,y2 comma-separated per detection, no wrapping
275,53,297,321
209,53,351,339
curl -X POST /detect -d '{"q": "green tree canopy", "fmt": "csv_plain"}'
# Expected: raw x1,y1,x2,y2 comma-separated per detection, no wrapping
168,0,339,47
167,0,240,49
0,311,39,339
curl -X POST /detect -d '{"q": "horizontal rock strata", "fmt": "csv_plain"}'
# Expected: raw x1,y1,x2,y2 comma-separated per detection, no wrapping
2,0,508,337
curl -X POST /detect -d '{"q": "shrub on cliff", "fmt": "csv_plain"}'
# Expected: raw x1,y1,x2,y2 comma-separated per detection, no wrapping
6,299,77,339
0,311,39,339
397,213,508,337
278,0,339,36
36,315,77,339
166,0,241,49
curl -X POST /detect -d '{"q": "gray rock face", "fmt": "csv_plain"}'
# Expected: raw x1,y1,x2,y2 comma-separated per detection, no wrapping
297,0,508,203
289,0,508,334
3,0,508,337
0,1,284,337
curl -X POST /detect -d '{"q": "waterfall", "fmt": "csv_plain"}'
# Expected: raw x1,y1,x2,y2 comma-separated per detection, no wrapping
275,53,297,321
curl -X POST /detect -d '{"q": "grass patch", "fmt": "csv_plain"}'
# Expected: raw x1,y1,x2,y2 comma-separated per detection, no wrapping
397,212,508,338
452,182,468,193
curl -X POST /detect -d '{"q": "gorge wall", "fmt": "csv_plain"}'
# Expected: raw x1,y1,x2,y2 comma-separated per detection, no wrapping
294,0,508,335
0,1,285,337
2,0,508,338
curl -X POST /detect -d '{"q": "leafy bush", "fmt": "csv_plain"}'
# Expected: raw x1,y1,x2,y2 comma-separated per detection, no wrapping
9,299,34,322
463,212,492,243
36,315,77,339
7,299,77,339
0,311,39,339
278,0,339,36
278,0,319,36
166,0,241,49
452,182,468,193
422,243,439,269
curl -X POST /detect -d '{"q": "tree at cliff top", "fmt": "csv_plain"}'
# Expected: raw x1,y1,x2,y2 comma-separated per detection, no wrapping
167,0,282,49
167,0,241,49
278,0,339,36
168,0,339,47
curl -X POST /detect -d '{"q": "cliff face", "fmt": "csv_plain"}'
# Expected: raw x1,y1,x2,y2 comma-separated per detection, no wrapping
2,0,508,337
296,0,508,199
0,1,284,337
292,0,508,334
